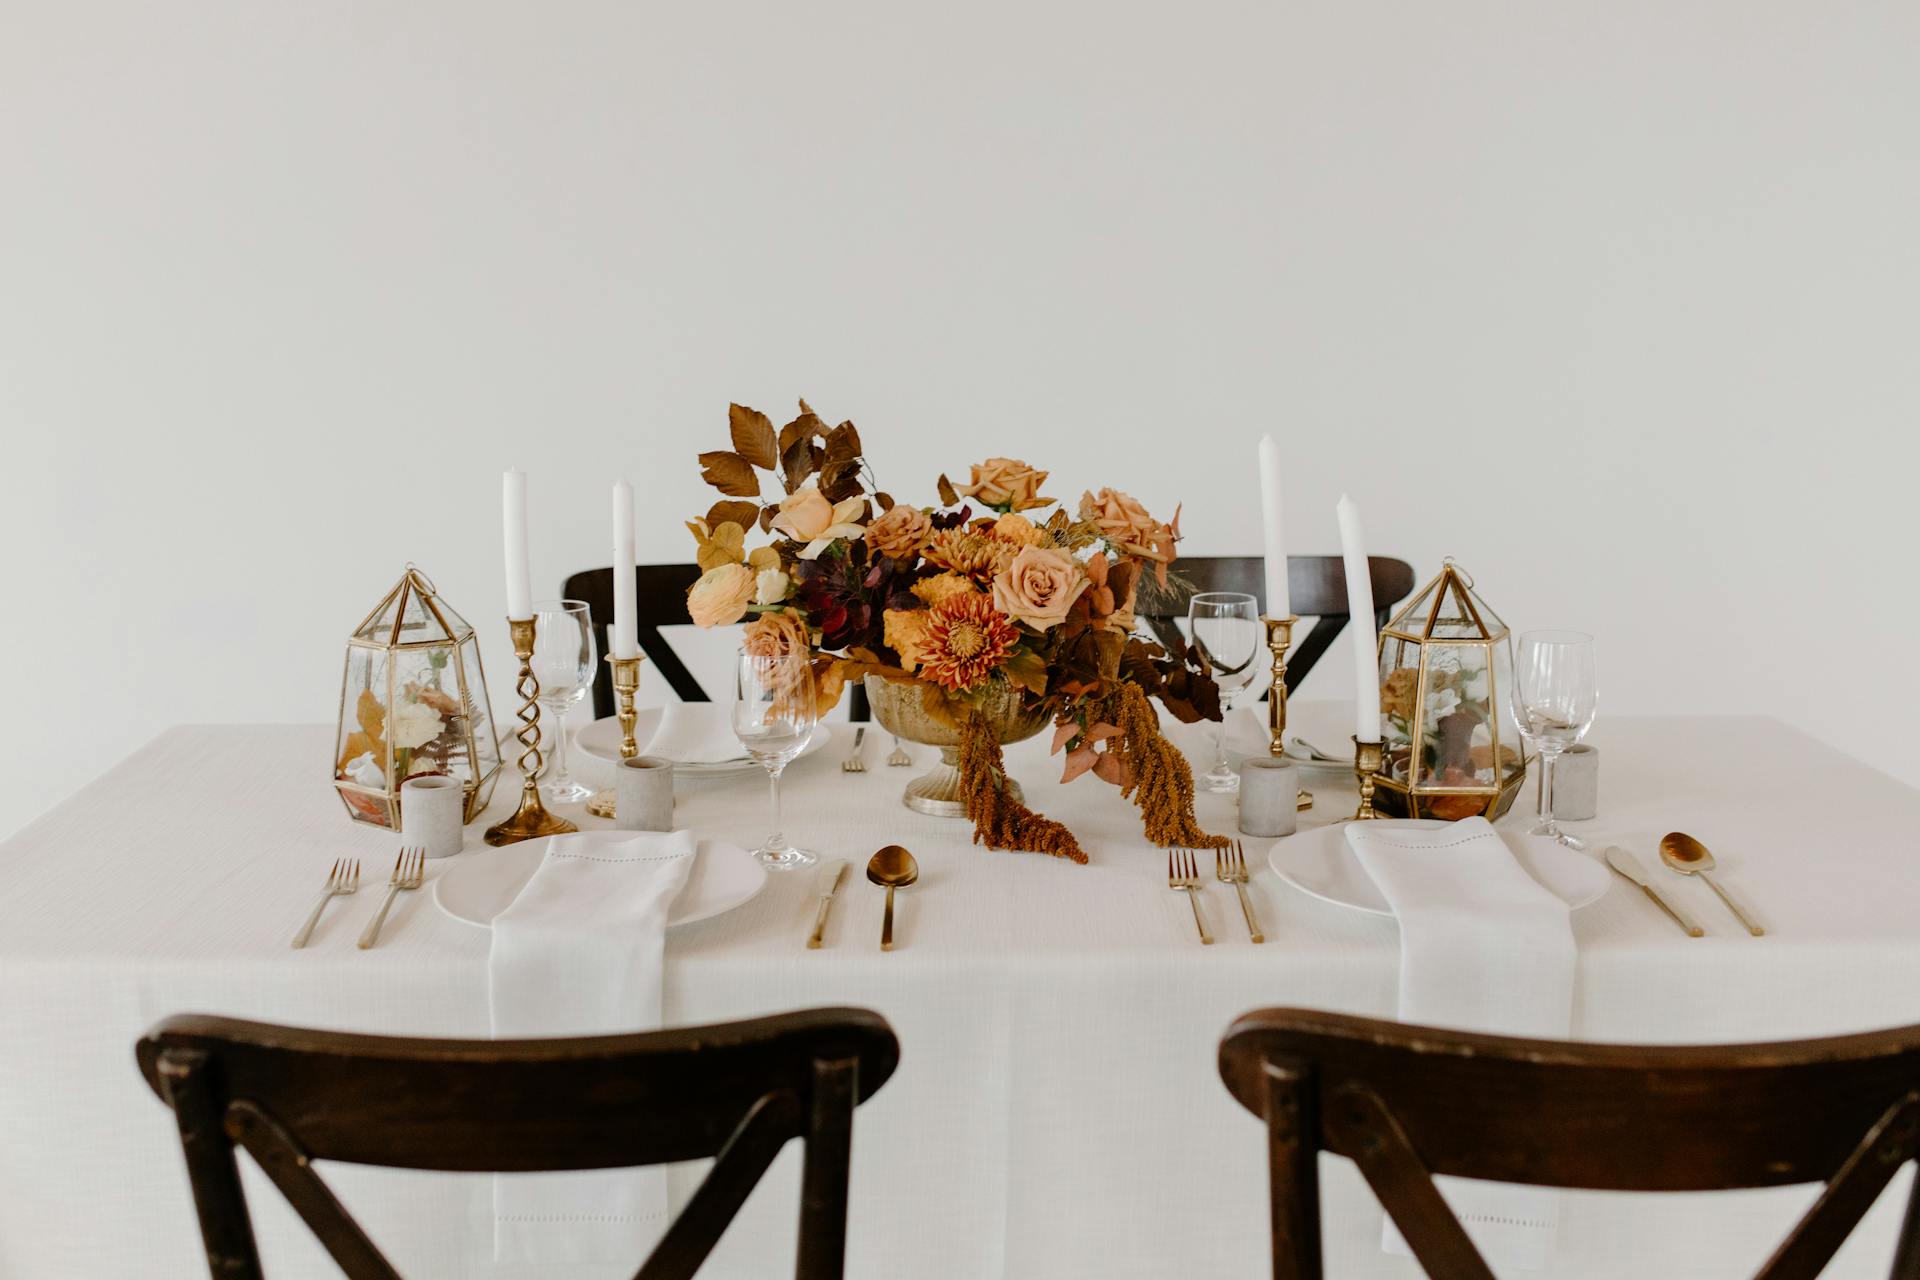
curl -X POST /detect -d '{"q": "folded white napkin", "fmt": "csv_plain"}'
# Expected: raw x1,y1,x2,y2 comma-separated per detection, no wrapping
644,702,747,764
1346,817,1576,1273
488,830,697,1265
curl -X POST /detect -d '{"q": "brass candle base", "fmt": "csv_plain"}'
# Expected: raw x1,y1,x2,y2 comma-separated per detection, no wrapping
1352,736,1386,821
485,617,578,846
586,653,645,820
1265,615,1313,810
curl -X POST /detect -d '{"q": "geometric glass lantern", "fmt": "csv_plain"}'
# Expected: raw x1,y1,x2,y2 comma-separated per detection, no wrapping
1371,559,1529,821
334,566,502,829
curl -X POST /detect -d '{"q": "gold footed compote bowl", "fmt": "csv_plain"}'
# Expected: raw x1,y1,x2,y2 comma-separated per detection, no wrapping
863,675,1049,817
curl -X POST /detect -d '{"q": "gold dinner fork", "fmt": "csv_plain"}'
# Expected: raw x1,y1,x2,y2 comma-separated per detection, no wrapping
1216,841,1264,944
357,848,425,950
291,858,359,949
841,726,867,773
1167,848,1213,945
886,733,912,767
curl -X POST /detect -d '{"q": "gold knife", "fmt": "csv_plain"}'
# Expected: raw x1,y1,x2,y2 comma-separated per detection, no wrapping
1604,846,1704,937
806,859,850,949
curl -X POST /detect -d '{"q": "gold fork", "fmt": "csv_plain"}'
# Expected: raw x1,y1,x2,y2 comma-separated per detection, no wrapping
841,726,867,773
1168,847,1213,945
1216,840,1264,943
357,848,425,950
886,733,912,767
291,858,359,949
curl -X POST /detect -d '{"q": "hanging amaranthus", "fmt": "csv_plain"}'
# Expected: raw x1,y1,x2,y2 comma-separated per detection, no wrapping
958,710,1087,863
1105,682,1229,850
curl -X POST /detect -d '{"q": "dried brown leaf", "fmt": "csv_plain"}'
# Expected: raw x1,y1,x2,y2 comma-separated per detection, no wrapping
780,435,816,494
698,450,761,498
728,404,779,470
936,473,959,507
705,499,760,531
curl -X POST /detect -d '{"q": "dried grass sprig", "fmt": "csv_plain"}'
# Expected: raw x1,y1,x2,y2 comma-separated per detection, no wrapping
1108,682,1229,850
958,711,1088,863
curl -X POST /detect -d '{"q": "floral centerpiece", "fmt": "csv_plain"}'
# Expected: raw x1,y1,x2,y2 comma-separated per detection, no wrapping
683,401,1227,863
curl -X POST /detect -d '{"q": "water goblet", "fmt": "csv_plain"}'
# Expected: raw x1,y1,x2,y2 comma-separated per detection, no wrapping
531,599,595,804
733,651,818,871
1511,629,1598,848
1188,592,1263,794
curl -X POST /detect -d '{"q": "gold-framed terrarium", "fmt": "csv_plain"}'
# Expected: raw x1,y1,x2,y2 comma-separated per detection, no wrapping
1372,560,1528,821
334,566,503,828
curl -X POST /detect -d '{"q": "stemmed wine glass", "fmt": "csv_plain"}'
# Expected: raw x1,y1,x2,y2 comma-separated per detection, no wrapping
531,599,596,804
1510,630,1598,848
1188,592,1264,794
732,651,819,870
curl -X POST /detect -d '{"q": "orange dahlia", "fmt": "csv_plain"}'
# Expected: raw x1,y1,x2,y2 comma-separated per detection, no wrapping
918,593,1019,691
922,528,1017,580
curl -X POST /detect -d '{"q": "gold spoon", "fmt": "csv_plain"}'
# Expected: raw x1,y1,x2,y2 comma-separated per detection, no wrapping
1659,832,1764,936
865,845,919,952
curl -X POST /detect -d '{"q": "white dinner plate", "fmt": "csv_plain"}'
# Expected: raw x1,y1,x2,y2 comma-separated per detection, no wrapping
433,830,767,929
1267,820,1611,918
576,710,827,775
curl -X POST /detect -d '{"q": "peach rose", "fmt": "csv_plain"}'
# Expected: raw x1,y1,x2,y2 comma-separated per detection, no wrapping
955,458,1051,511
770,488,833,541
990,513,1048,546
687,563,755,627
1079,488,1163,556
991,545,1088,632
865,503,933,561
742,609,811,662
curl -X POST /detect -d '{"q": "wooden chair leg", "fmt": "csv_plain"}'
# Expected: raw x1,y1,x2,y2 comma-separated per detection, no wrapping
797,1056,859,1280
1264,1059,1322,1280
155,1048,263,1280
1887,1159,1920,1279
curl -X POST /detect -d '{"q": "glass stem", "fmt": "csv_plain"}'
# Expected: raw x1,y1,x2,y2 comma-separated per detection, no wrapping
1213,723,1229,775
548,706,571,787
766,764,786,851
1537,749,1561,835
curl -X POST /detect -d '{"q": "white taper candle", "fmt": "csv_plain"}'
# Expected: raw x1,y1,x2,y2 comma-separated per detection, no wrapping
503,469,532,620
1257,434,1290,619
611,479,638,659
1336,494,1381,742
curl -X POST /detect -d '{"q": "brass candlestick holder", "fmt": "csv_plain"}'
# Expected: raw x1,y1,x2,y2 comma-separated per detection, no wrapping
484,617,579,846
585,653,645,819
1264,616,1313,812
1352,736,1386,821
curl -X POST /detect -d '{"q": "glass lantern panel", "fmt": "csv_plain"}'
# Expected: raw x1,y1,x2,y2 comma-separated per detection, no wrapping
1488,632,1523,781
354,582,455,645
456,638,501,779
1424,576,1491,641
1386,576,1443,637
1412,641,1497,786
388,644,478,786
1379,635,1419,783
1462,579,1506,639
336,645,397,826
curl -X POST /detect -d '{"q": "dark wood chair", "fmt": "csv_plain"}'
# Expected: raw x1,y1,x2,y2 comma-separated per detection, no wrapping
136,1007,900,1280
1218,1007,1920,1280
563,565,872,723
1139,556,1416,696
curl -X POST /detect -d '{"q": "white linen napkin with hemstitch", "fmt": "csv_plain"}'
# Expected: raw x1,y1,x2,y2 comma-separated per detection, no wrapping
1345,816,1577,1273
487,830,696,1264
644,702,747,764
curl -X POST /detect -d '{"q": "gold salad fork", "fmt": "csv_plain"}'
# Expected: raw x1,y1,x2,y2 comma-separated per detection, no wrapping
1168,848,1213,945
841,726,867,773
1215,841,1264,943
357,848,425,950
291,858,359,949
886,733,912,767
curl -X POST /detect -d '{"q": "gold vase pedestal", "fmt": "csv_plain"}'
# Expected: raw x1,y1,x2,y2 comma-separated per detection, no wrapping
585,654,645,820
864,676,1048,817
484,617,579,846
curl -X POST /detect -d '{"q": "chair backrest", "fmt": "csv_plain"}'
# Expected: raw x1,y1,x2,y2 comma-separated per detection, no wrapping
563,565,871,723
137,1007,900,1280
1137,556,1416,695
1218,1007,1920,1280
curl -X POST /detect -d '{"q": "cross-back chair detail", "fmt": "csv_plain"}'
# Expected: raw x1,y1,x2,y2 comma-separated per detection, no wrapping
1138,556,1415,696
563,565,871,723
137,1007,899,1280
1219,1007,1920,1280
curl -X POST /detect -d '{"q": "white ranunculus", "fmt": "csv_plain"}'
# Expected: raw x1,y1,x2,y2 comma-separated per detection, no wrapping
389,700,444,751
755,568,791,606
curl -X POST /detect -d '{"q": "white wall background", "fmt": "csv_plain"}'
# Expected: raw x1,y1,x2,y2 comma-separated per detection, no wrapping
3,0,1917,839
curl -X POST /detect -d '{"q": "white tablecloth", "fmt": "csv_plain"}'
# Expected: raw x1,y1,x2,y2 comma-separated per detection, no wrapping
2,709,1918,1278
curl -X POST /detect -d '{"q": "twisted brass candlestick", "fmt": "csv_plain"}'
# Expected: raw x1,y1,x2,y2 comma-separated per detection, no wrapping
484,617,579,846
585,654,645,819
1264,616,1313,812
1352,736,1386,821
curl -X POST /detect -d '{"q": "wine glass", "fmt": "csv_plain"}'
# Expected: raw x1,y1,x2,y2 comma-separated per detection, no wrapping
531,599,595,804
1188,592,1264,794
1511,630,1597,848
732,651,818,870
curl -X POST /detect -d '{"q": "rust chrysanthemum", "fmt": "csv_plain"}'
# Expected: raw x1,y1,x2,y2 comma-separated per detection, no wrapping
922,528,1017,580
918,593,1020,691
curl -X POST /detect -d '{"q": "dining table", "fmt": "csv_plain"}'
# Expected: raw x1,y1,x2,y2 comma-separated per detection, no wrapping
1,705,1917,1279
